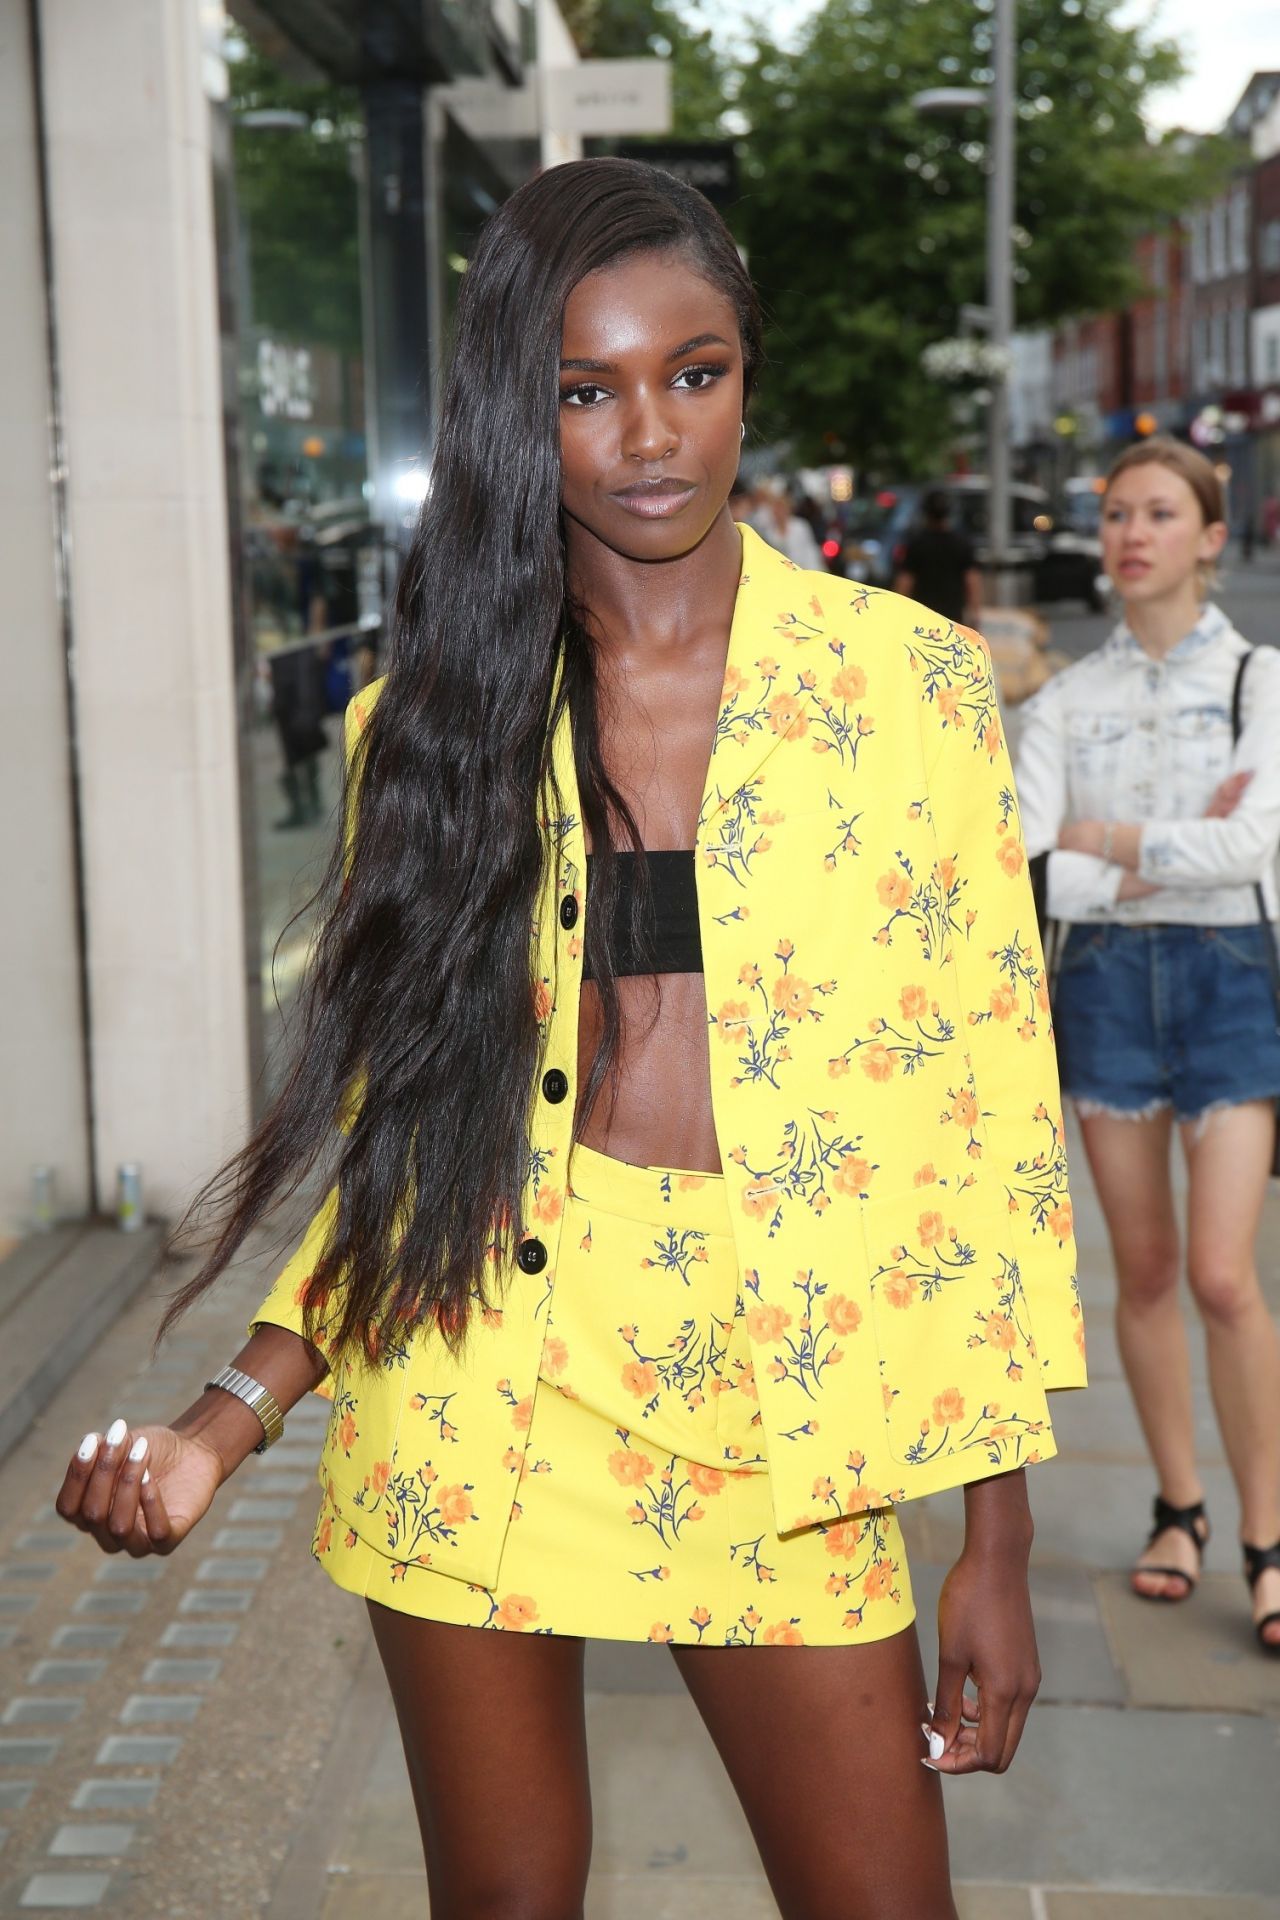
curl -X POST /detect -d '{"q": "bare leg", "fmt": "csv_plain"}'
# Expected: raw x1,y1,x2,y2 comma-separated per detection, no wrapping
367,1603,592,1916
1077,1109,1207,1597
1180,1101,1280,1647
670,1625,953,1920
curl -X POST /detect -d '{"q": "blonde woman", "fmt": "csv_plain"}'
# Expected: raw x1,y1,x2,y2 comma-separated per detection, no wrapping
1016,438,1280,1654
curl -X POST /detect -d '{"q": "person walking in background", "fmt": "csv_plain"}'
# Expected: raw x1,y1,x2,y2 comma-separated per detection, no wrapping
749,475,824,568
894,488,983,628
55,159,1086,1916
1015,437,1280,1656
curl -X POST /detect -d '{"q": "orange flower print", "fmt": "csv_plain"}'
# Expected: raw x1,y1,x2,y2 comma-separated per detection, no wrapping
688,1463,726,1497
746,1302,793,1342
763,1620,805,1645
823,1293,863,1336
937,685,961,723
621,1360,659,1398
950,1089,979,1130
899,983,929,1020
833,1153,871,1196
773,973,815,1019
996,834,1026,877
648,1622,675,1643
933,855,957,892
983,721,1003,758
1048,1201,1074,1242
495,1594,539,1631
370,1460,390,1497
315,1513,334,1555
541,1335,569,1377
437,1485,473,1526
742,1178,777,1220
768,691,809,738
721,663,748,705
533,1185,563,1225
913,1163,936,1187
823,1520,866,1561
608,1448,654,1487
860,1043,895,1083
932,1387,966,1427
983,1314,1017,1351
863,1559,895,1601
881,1269,918,1310
831,663,867,703
714,999,751,1043
511,1395,534,1432
533,979,552,1023
876,870,911,910
989,983,1017,1022
917,1210,946,1248
739,962,762,986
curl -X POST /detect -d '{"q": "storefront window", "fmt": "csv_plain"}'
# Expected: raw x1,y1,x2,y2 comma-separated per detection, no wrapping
223,34,388,1066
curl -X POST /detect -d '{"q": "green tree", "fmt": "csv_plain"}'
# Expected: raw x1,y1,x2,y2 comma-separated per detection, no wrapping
733,0,1229,470
228,42,364,355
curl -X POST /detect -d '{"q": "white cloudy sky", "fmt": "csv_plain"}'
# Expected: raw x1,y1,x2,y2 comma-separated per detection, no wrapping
749,0,1277,136
1123,0,1277,131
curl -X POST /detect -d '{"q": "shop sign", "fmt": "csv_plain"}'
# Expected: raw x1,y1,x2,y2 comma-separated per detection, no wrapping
257,339,313,421
541,59,672,137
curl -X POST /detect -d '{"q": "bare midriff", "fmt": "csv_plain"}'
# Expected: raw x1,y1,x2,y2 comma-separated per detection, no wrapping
571,640,727,1176
575,971,721,1173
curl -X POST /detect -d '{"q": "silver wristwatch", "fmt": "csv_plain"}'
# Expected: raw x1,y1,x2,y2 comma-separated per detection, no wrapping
204,1365,285,1454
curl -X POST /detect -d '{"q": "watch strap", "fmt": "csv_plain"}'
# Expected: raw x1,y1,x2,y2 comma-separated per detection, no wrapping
204,1365,285,1454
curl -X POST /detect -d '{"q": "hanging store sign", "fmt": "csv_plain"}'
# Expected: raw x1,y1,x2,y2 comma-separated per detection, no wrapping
540,59,672,138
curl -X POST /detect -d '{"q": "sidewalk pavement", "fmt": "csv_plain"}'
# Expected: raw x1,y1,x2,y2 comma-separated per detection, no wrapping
2,1135,1279,1917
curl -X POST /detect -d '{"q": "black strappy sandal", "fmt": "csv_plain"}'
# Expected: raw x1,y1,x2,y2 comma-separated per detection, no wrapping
1131,1494,1209,1603
1243,1540,1280,1657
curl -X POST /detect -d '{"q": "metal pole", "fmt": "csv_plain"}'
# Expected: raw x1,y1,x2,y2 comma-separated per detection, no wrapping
988,0,1016,602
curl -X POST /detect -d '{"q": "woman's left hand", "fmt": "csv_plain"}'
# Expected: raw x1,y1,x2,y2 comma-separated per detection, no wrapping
926,1471,1041,1775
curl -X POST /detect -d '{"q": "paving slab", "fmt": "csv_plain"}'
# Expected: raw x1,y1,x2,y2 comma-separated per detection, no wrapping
908,1562,1126,1706
17,1870,112,1908
1045,1897,1280,1919
945,1705,1280,1895
1095,1572,1280,1713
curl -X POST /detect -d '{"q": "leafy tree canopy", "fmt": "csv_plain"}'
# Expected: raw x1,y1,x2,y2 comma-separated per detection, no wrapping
600,0,1228,471
227,41,364,356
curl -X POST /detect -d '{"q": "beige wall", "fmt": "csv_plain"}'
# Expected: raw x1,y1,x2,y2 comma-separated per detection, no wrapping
32,0,251,1218
0,0,90,1238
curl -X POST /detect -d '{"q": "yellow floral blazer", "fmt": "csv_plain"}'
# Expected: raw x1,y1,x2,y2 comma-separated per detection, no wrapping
252,524,1086,1590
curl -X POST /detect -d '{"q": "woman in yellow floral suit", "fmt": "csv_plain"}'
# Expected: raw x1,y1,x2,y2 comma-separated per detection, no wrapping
58,161,1084,1917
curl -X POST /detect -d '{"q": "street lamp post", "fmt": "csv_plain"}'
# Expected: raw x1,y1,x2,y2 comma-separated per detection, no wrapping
987,0,1016,603
913,0,1018,603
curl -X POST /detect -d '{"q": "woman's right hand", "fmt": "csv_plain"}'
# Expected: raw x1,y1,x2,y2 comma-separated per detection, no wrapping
55,1421,223,1557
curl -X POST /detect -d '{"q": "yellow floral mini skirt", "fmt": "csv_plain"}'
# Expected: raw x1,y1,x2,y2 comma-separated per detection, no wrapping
312,1144,914,1646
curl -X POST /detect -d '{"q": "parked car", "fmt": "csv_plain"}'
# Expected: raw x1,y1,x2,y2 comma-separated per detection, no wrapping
847,477,1111,612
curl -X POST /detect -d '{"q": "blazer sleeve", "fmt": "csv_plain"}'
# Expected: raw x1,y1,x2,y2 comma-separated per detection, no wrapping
922,628,1087,1391
247,684,384,1376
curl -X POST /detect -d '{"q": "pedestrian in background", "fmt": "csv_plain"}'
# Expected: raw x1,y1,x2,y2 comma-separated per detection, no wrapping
1015,437,1280,1655
56,159,1086,1916
894,488,983,629
750,475,824,567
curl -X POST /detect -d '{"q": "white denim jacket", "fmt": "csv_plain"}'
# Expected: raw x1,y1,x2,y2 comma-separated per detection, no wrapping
1014,603,1280,925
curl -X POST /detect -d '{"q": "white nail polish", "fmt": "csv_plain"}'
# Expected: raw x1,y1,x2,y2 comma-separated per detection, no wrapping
129,1436,148,1463
142,1469,151,1485
929,1731,946,1761
76,1434,98,1462
105,1417,127,1447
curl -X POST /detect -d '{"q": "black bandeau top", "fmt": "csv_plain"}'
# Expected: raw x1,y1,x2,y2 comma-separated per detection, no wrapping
581,850,702,979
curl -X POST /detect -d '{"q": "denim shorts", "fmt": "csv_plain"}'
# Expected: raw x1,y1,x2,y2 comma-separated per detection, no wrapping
1053,922,1280,1123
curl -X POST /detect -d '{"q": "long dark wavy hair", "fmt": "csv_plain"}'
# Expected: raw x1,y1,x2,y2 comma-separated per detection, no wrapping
163,159,763,1359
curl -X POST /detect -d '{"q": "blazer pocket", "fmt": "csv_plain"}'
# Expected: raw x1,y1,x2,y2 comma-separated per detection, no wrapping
860,1185,1050,1469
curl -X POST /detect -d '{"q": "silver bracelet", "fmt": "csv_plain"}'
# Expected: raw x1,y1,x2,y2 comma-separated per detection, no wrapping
204,1365,285,1455
1100,822,1115,864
